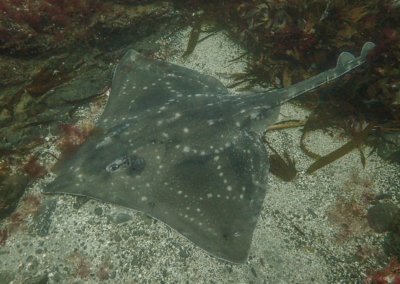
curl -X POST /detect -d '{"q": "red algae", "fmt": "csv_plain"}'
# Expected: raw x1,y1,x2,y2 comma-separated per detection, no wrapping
22,156,47,180
57,123,90,160
365,259,400,284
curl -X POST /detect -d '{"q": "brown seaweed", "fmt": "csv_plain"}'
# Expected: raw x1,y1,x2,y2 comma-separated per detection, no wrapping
266,120,306,131
263,137,297,182
306,121,377,174
178,0,400,159
300,114,324,160
182,17,202,58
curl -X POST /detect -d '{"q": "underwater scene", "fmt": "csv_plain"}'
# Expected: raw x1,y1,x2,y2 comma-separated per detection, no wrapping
0,0,400,283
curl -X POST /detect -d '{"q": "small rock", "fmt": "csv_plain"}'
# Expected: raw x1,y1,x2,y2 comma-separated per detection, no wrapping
27,259,39,270
132,229,147,236
179,248,189,258
94,207,103,216
109,271,116,279
33,199,58,237
73,196,90,210
113,213,132,224
377,132,400,164
22,273,48,284
131,256,141,267
307,208,318,218
389,210,400,234
140,214,153,226
367,203,399,233
250,267,258,277
97,267,109,280
384,231,400,257
0,270,15,284
52,272,61,282
114,234,122,242
0,173,29,222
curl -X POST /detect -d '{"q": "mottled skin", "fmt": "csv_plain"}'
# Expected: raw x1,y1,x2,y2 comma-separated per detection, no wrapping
43,42,374,263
